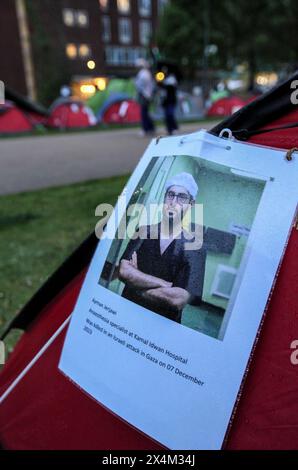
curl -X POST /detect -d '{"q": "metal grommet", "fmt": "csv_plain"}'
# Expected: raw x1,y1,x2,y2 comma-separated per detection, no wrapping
219,128,233,140
285,147,298,161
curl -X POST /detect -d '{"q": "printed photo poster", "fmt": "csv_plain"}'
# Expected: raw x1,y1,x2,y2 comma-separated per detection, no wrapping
59,130,298,450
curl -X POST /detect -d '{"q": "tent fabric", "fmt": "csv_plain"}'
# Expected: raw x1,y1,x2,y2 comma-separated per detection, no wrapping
87,79,136,116
47,100,96,129
5,87,48,117
102,99,141,124
26,111,48,127
0,271,162,451
207,96,246,117
1,73,298,449
244,107,298,148
3,87,48,131
211,73,298,137
0,102,34,134
0,228,297,450
96,92,131,121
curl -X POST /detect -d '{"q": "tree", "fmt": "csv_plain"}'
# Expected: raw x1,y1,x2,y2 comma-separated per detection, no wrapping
26,0,72,106
157,0,206,79
157,0,298,88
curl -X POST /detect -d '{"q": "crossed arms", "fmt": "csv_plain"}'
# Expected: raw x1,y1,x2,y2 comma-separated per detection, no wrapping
119,252,190,312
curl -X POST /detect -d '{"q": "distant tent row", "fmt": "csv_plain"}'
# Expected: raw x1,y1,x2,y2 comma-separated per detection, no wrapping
88,79,205,123
0,89,98,134
0,81,141,135
0,97,140,134
0,81,257,135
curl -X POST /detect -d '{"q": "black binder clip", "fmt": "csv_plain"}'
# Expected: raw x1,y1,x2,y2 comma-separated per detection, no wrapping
285,147,298,161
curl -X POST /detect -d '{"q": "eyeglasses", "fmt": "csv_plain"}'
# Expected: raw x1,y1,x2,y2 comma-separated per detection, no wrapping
165,190,191,205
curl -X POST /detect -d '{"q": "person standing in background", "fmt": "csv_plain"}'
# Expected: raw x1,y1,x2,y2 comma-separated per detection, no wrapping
159,73,179,135
135,58,155,136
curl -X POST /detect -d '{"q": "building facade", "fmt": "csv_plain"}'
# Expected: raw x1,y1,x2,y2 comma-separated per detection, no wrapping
0,0,167,104
0,0,29,97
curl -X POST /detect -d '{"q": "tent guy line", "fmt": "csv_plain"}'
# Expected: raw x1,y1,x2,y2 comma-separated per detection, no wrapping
0,315,72,405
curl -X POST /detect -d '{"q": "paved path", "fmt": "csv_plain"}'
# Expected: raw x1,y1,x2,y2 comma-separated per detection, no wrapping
0,122,218,195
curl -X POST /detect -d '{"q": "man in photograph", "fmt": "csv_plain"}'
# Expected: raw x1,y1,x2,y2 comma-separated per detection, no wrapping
119,172,206,323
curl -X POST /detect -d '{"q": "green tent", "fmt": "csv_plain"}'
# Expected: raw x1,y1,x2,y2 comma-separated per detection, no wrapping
87,79,136,115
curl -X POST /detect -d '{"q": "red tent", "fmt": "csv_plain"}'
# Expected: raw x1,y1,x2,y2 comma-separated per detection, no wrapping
244,94,260,105
207,96,246,117
1,74,298,449
47,100,97,129
3,87,49,131
0,102,34,134
102,99,141,124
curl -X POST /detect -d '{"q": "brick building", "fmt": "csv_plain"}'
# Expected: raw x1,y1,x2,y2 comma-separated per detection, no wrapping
0,0,167,104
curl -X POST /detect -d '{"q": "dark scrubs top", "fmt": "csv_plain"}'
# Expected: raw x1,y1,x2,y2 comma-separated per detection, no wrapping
121,223,206,323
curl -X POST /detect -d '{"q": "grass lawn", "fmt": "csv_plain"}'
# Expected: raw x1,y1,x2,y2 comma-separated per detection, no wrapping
0,174,129,349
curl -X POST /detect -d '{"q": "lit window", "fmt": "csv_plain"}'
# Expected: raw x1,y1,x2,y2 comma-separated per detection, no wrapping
118,18,132,44
127,48,136,64
138,0,151,17
105,46,146,66
76,10,89,27
127,47,145,65
66,43,77,59
139,20,151,46
63,8,75,26
105,46,122,65
117,0,130,14
102,16,111,42
110,47,120,65
105,46,112,64
99,0,109,11
79,44,91,58
119,48,127,65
